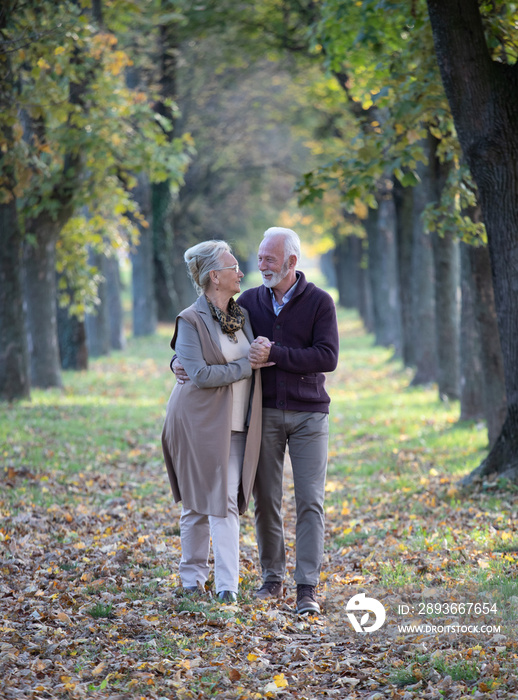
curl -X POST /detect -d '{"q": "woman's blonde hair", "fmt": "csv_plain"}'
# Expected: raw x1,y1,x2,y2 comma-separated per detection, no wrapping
184,240,231,295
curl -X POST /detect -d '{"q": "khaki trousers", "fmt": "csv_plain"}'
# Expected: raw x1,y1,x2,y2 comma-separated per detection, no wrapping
253,408,329,587
179,431,246,594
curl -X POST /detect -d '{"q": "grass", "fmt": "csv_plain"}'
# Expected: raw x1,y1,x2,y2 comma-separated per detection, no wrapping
87,602,115,619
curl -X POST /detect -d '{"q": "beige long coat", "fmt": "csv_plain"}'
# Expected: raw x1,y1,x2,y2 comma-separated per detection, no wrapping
161,295,262,517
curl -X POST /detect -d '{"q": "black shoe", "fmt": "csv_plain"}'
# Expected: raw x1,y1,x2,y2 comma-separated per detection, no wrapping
217,590,237,603
254,581,283,600
296,584,320,614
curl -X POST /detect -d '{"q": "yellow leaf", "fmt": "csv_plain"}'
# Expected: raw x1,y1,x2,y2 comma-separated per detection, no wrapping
54,46,65,55
247,653,258,661
274,674,288,688
91,662,106,676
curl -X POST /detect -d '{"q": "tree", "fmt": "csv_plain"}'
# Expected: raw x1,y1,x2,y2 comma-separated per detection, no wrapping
426,0,518,481
0,1,189,392
0,2,30,401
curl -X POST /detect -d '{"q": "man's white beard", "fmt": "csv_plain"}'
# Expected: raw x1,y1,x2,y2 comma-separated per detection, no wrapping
261,261,290,289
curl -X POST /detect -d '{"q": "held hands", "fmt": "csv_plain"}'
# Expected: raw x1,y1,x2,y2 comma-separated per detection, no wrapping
172,335,275,381
249,336,275,370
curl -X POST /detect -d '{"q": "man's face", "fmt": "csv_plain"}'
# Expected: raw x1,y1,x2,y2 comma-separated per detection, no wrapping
257,236,290,289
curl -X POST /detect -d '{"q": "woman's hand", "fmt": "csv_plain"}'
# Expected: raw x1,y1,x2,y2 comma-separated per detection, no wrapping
172,357,190,385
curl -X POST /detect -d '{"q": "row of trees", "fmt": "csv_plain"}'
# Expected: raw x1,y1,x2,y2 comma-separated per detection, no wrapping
1,0,323,398
2,0,518,482
0,0,191,395
244,0,518,483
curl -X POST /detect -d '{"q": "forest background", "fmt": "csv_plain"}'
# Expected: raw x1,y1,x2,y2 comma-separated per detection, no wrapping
2,0,518,697
2,0,518,483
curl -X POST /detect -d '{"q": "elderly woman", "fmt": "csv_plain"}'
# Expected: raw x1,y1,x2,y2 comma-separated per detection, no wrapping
162,240,269,602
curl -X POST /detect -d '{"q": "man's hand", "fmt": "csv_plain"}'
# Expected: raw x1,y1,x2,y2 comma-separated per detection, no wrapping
172,357,190,385
249,336,275,369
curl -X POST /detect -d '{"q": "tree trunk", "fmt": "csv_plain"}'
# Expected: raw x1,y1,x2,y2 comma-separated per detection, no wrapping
429,135,460,400
152,8,181,321
56,269,88,371
23,220,63,389
377,189,402,355
365,191,402,351
358,249,374,334
57,302,88,371
0,198,30,401
105,254,125,350
320,249,336,289
468,243,506,448
0,19,30,402
432,229,460,399
393,179,415,368
333,234,360,309
459,242,484,423
153,180,180,321
131,174,157,336
410,158,437,386
427,0,518,480
85,250,111,358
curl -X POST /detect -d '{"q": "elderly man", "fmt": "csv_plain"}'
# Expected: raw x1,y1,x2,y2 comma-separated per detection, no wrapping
240,227,339,614
173,227,339,614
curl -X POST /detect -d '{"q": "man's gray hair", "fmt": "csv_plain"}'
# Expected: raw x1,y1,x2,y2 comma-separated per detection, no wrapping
184,239,231,295
263,227,301,262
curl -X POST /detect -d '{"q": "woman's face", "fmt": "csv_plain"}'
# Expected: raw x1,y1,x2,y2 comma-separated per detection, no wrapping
212,251,244,297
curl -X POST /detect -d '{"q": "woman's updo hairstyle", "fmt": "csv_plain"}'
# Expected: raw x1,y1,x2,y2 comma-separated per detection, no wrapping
184,240,231,295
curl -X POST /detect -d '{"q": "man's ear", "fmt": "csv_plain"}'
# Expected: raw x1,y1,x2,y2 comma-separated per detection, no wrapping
288,254,297,269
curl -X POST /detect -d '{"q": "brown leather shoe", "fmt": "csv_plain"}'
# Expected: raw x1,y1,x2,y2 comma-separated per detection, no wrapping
254,581,283,600
296,584,320,614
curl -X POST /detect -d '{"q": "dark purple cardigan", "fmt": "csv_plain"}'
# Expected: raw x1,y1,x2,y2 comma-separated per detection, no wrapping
238,271,339,414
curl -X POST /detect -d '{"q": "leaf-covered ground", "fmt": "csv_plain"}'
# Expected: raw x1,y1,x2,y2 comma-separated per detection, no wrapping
1,311,518,699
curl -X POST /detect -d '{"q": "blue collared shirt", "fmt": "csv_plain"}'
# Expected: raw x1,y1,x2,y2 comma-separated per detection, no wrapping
270,274,300,316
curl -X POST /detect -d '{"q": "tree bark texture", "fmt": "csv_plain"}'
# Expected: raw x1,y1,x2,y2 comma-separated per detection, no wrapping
459,242,484,423
393,179,415,367
23,221,63,389
427,0,518,479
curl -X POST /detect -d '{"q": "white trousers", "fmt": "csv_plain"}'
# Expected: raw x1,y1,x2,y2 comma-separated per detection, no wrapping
179,431,246,594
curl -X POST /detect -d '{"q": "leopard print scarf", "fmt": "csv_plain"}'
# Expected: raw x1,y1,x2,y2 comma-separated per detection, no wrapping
205,296,245,343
